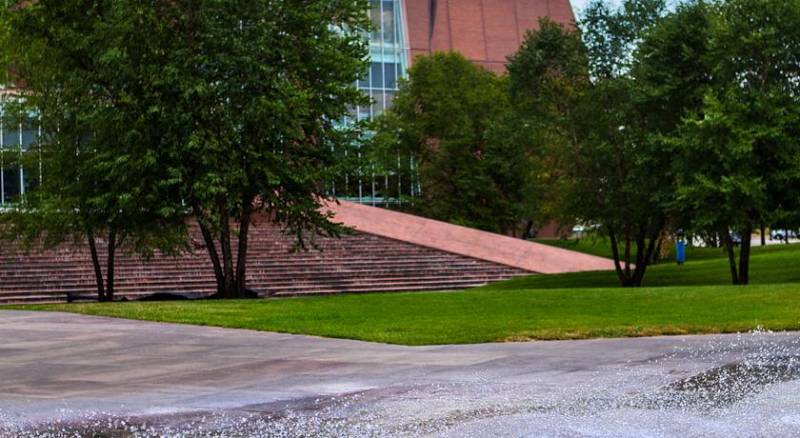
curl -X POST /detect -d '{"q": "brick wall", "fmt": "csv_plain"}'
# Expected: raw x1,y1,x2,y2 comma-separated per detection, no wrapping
404,0,575,72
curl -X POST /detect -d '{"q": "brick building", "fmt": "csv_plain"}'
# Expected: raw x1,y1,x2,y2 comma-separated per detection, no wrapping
355,0,575,122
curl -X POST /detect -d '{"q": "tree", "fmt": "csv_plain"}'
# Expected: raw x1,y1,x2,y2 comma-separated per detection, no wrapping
507,18,592,235
627,0,714,266
0,0,188,301
581,0,675,287
672,0,800,285
150,0,371,298
1,0,371,300
376,52,532,235
566,75,673,287
632,1,712,137
510,3,682,287
581,0,668,79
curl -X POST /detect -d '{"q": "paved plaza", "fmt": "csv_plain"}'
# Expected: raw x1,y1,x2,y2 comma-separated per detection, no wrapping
2,311,800,437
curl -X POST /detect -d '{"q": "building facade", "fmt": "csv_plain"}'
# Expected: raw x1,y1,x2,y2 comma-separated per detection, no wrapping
353,0,575,120
356,0,410,122
0,0,574,208
343,0,575,205
405,0,575,73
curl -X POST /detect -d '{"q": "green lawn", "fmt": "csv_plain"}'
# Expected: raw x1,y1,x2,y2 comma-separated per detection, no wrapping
509,240,800,290
534,235,783,261
8,243,800,346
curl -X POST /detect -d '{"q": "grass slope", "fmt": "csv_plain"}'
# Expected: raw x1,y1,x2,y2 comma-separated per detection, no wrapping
7,244,800,346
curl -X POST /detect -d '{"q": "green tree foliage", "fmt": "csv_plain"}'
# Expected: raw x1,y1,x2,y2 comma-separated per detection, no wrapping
507,18,591,233
377,52,533,234
575,0,683,287
510,3,715,287
510,8,662,287
624,0,714,265
0,0,371,300
0,0,189,301
632,1,713,134
150,1,371,298
581,0,667,78
672,0,800,285
521,0,800,287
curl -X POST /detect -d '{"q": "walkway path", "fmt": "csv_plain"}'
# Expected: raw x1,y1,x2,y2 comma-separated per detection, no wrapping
2,311,799,436
326,200,615,274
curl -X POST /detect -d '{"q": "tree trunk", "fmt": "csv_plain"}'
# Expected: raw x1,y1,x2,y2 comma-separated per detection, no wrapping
197,219,225,296
623,235,631,278
614,238,637,287
609,230,628,286
610,224,663,287
522,220,534,239
738,227,752,285
236,209,251,293
105,227,117,302
651,235,663,265
723,229,740,285
195,201,255,300
631,229,660,286
760,223,766,246
630,231,646,286
86,226,106,301
218,205,238,298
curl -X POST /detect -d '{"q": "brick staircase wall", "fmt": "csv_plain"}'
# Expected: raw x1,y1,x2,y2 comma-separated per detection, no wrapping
0,222,529,304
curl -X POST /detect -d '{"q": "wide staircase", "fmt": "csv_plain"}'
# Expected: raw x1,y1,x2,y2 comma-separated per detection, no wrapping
0,223,529,304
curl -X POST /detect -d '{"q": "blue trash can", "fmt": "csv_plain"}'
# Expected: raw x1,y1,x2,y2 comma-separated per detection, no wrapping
676,240,686,266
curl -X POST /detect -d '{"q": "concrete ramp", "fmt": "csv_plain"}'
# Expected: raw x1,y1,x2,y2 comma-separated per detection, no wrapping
326,201,615,274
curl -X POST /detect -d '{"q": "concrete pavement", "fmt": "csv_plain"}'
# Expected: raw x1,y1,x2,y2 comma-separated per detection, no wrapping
2,311,800,436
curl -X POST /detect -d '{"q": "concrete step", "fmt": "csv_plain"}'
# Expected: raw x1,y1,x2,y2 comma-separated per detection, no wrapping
0,220,532,304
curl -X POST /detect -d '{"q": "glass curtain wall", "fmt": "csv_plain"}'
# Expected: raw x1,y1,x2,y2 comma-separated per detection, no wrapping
0,101,41,207
334,0,417,206
360,0,405,120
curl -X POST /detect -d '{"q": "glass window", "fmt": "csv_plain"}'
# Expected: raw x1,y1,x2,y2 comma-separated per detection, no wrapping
385,90,396,108
358,1,407,108
370,62,383,89
21,129,37,151
2,166,20,204
384,63,397,89
382,2,396,44
371,90,385,115
3,128,18,147
346,105,358,121
370,0,382,42
357,105,371,122
20,118,38,150
24,166,37,193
